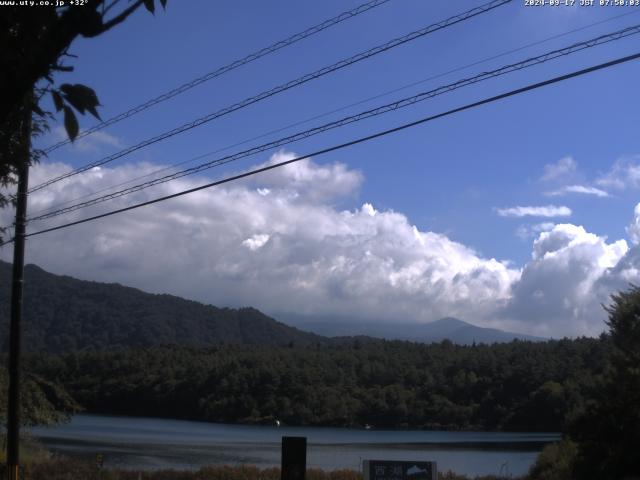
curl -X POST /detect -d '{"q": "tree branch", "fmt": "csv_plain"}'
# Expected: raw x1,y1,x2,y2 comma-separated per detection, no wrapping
103,0,124,16
97,0,145,35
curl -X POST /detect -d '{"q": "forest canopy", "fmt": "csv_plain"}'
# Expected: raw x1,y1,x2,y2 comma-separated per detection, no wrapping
25,337,608,432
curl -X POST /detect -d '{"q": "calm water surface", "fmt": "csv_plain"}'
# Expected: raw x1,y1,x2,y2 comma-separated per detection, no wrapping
30,414,560,477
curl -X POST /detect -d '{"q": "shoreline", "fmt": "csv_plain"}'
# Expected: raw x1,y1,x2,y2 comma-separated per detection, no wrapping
28,413,549,477
36,412,564,436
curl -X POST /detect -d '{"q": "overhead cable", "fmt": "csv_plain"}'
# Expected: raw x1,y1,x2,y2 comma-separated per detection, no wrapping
42,0,394,153
26,24,640,223
29,0,512,194
11,50,639,243
29,8,640,219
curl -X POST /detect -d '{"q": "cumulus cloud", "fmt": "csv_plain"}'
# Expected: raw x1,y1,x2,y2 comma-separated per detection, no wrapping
541,156,576,182
515,222,555,240
627,203,640,245
2,152,640,338
501,224,629,337
545,185,609,198
242,151,363,202
496,205,572,218
0,154,515,328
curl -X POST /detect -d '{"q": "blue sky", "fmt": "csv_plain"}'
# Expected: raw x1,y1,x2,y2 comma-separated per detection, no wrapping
38,0,640,262
6,0,640,337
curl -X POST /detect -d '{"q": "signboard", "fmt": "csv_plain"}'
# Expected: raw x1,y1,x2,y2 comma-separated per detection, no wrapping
281,436,306,480
363,460,437,480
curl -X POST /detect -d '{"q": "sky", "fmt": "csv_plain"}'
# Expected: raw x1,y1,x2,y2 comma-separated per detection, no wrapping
3,0,640,338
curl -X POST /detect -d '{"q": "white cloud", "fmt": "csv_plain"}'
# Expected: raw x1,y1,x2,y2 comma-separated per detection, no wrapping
3,152,640,338
496,205,572,218
502,224,629,337
627,203,640,245
594,244,640,299
243,233,270,251
243,151,363,202
541,156,576,182
545,185,609,198
0,154,516,329
596,157,640,190
516,222,555,240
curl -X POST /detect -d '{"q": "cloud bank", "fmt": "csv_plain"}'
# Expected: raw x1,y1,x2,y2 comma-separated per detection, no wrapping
2,152,639,338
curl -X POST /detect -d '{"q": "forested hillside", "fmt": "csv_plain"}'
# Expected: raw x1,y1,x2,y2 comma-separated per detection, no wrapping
27,337,608,432
0,260,613,433
0,261,324,351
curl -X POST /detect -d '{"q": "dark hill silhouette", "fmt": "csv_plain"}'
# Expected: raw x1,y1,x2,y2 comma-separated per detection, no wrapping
0,261,325,352
0,261,543,352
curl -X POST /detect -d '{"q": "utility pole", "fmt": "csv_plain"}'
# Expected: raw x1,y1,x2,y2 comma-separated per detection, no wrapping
6,101,31,480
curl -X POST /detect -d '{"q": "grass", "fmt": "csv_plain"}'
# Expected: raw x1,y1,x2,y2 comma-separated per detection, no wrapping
0,457,522,480
0,436,522,480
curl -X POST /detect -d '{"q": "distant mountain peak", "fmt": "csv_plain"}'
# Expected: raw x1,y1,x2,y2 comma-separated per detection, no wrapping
419,317,545,344
432,317,467,325
276,313,546,345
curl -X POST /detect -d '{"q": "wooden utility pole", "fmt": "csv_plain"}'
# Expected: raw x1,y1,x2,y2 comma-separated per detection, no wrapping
6,101,31,480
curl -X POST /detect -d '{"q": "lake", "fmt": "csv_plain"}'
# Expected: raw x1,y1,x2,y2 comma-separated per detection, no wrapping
29,414,560,477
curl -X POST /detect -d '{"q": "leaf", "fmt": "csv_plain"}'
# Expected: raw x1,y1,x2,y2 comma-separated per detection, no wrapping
63,106,79,141
52,91,64,112
159,0,167,9
85,104,102,121
143,0,155,14
60,83,101,120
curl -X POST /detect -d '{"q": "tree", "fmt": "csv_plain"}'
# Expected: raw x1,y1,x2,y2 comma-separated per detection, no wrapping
0,1,170,447
0,369,80,427
0,0,168,241
569,285,640,479
528,439,579,480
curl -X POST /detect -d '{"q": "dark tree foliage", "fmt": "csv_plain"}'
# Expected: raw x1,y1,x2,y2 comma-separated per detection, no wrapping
0,262,326,351
568,286,640,480
0,367,81,427
0,0,168,425
26,338,609,432
0,0,167,240
527,439,579,480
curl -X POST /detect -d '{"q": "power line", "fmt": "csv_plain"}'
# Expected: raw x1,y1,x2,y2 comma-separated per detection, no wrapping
26,23,640,224
29,0,512,194
28,8,640,220
42,0,394,154
13,50,640,243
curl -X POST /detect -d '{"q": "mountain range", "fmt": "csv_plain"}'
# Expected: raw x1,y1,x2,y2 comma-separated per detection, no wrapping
0,260,544,352
279,314,545,344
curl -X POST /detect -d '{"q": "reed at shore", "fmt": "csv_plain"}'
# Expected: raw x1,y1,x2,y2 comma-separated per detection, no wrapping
0,456,518,480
